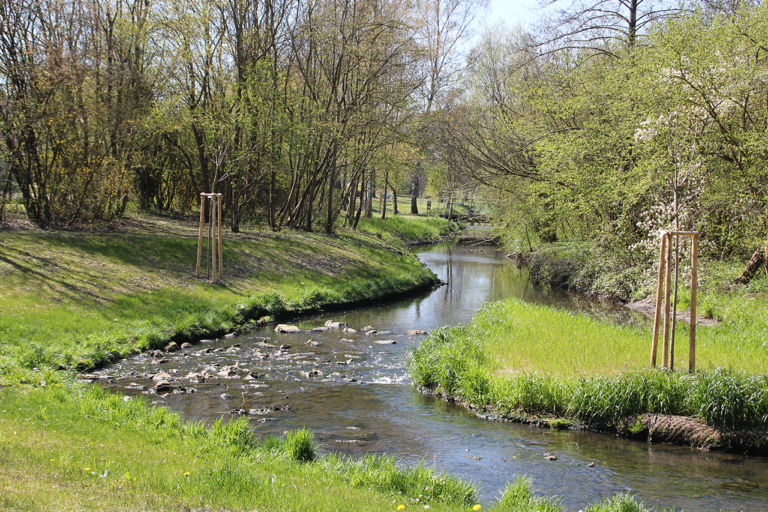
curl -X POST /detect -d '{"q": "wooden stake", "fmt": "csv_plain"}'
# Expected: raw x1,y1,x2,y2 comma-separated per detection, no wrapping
662,233,673,367
211,197,218,284
651,233,667,367
217,196,223,279
196,195,205,279
689,233,698,372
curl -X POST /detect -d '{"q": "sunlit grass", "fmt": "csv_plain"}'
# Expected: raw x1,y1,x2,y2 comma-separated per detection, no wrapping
0,384,478,512
410,297,768,428
357,215,461,245
0,215,451,377
0,382,653,512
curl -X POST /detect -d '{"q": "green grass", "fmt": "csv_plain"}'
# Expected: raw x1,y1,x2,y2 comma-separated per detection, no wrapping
409,298,768,428
0,212,443,378
0,381,655,511
0,382,481,512
357,215,461,245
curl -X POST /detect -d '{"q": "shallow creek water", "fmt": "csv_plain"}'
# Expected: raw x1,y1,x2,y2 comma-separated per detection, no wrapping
99,241,768,511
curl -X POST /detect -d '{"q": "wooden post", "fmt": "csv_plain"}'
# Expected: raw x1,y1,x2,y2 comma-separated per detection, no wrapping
211,196,218,284
196,194,205,279
689,233,698,372
651,232,667,367
217,195,223,279
662,233,673,367
195,193,224,283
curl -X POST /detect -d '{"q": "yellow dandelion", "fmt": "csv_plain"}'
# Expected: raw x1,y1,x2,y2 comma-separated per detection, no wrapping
397,506,405,511
84,467,90,472
183,472,190,477
50,459,55,462
472,506,482,511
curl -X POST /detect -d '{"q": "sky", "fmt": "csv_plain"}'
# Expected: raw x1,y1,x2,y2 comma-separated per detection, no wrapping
487,0,542,28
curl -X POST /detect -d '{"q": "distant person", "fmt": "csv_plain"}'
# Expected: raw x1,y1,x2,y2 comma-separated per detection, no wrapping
426,200,432,213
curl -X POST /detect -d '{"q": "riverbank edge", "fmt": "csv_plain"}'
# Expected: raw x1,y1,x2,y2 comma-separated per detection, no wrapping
1,215,458,378
70,259,442,375
506,244,645,304
417,385,768,455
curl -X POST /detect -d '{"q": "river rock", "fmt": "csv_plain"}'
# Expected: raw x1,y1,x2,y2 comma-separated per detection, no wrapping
199,339,215,343
544,453,557,461
365,330,378,335
362,326,373,330
324,320,348,328
165,342,180,352
225,346,241,353
311,327,328,332
151,380,186,394
152,372,172,382
151,358,168,365
375,340,397,345
305,339,321,346
275,324,300,333
217,366,240,377
220,393,232,399
279,344,291,350
299,369,324,378
181,342,193,349
224,333,236,338
256,341,277,348
343,327,357,334
185,372,206,384
408,330,428,335
340,338,354,342
244,371,265,380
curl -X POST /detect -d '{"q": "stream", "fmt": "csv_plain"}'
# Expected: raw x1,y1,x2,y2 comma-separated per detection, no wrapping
98,240,768,511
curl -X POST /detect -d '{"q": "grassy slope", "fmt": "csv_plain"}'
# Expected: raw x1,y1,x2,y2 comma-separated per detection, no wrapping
0,213,457,378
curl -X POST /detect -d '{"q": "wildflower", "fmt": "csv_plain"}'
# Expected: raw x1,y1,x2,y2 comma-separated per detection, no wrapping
473,506,482,511
397,506,405,511
183,472,190,477
84,467,90,472
49,459,54,462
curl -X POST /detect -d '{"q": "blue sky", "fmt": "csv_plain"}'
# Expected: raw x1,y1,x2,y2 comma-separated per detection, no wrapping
487,0,542,28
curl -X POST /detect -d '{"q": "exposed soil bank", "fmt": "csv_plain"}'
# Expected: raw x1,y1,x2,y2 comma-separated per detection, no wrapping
418,386,768,456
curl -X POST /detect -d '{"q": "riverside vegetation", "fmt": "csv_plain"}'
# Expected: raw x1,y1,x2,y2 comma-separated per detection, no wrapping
409,273,768,449
0,213,655,511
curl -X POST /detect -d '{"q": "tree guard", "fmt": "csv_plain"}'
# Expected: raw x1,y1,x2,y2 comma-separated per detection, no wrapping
196,193,223,283
651,231,698,372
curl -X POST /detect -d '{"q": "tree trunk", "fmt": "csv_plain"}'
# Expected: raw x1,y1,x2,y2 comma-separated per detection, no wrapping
735,238,768,284
381,171,388,219
410,173,419,214
392,188,398,215
326,165,336,235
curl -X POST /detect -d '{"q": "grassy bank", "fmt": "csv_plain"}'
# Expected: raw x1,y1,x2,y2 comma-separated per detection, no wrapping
357,215,462,245
0,381,653,511
0,213,460,380
410,297,768,433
